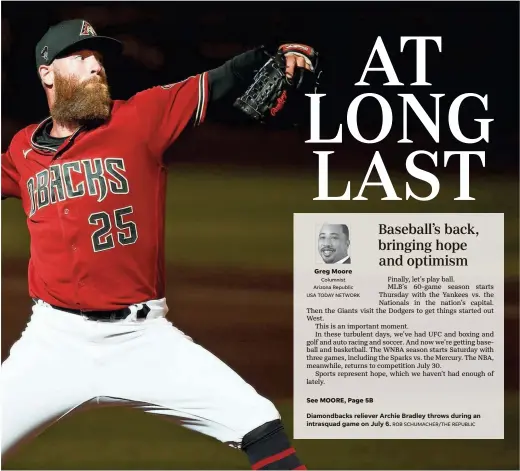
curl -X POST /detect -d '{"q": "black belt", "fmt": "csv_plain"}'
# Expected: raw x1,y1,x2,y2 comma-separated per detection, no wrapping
34,299,151,321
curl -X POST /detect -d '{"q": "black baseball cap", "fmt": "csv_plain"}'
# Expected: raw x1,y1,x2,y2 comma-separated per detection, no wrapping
35,19,123,70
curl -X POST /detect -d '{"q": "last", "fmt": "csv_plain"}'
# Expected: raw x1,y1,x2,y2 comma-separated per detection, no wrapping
313,149,486,202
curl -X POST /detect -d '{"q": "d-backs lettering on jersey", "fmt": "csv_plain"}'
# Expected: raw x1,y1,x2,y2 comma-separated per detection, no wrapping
27,158,129,217
1,73,209,310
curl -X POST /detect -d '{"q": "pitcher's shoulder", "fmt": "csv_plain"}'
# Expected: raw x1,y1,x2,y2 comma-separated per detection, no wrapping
16,121,42,141
6,121,42,151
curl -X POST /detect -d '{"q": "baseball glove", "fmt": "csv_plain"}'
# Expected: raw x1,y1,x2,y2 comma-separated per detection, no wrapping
233,44,321,123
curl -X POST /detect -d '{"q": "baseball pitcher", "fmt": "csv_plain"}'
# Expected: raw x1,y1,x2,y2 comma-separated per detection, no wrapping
1,19,320,469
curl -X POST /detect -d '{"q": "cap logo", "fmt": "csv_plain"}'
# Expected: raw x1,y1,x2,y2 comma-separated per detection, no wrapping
40,46,49,61
79,21,97,37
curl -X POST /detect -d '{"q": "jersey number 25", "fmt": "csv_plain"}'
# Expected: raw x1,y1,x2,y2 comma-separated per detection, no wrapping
88,206,138,252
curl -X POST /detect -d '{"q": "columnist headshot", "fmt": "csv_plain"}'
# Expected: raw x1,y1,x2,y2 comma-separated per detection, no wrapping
318,223,351,264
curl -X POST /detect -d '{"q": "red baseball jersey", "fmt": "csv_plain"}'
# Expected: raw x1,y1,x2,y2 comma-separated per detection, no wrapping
1,73,209,310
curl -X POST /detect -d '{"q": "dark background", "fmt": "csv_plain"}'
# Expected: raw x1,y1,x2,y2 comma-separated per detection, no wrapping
2,1,519,171
2,2,519,470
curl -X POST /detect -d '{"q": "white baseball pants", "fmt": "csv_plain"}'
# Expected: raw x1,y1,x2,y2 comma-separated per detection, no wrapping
1,299,280,458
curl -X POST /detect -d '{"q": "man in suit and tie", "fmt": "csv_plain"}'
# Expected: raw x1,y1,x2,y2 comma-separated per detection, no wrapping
318,223,351,264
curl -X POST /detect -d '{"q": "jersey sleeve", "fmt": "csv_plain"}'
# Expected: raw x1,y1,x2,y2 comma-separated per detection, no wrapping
131,73,209,156
1,147,22,199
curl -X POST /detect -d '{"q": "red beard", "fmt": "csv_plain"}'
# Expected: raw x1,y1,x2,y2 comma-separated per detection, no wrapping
51,71,112,125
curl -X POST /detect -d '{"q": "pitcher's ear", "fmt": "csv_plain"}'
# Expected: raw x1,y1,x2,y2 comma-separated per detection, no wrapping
39,65,54,87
